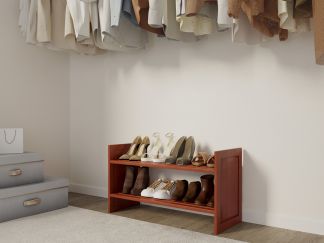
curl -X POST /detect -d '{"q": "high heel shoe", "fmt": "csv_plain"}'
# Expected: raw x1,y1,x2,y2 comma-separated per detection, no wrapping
129,136,150,161
141,133,162,162
165,136,186,164
119,136,142,160
152,132,175,163
176,136,195,165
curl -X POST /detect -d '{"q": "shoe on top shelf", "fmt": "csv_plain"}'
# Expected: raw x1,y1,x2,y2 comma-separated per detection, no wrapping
165,136,186,164
141,132,162,162
176,136,195,166
119,136,142,160
152,132,176,163
129,136,150,161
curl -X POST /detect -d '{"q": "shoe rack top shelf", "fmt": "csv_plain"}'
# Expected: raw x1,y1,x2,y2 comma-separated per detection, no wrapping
109,159,215,173
110,193,214,214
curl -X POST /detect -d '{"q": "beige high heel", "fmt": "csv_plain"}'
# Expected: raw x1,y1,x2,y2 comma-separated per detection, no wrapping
176,136,195,165
129,136,150,161
119,136,142,160
192,152,210,167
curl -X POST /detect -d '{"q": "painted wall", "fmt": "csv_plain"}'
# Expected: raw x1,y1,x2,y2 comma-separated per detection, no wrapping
0,1,70,177
69,31,324,235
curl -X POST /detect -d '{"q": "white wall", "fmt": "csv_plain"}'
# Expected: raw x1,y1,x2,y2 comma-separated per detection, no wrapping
0,1,70,177
69,31,324,235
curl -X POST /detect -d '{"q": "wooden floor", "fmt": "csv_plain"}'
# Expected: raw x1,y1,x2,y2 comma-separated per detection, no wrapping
69,193,324,243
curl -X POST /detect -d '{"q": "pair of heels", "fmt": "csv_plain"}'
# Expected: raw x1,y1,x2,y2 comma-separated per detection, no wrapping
119,136,150,161
165,136,195,166
141,132,175,163
192,152,215,168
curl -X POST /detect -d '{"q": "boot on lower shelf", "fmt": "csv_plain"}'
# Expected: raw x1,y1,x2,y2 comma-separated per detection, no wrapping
171,180,188,201
195,174,214,205
130,167,149,196
207,195,214,207
122,166,136,194
182,181,201,203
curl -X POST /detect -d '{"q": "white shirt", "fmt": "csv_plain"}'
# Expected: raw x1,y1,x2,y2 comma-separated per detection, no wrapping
66,0,90,42
176,0,185,16
148,0,163,28
96,0,148,51
19,0,30,36
110,0,122,26
217,0,232,31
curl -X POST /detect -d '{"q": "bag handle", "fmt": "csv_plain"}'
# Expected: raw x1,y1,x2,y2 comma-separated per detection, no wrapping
3,129,17,144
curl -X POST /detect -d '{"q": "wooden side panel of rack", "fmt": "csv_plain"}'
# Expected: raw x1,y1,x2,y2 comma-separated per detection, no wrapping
214,148,242,235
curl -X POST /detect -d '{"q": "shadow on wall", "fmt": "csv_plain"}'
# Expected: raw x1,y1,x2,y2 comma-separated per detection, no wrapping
95,30,319,80
243,150,268,224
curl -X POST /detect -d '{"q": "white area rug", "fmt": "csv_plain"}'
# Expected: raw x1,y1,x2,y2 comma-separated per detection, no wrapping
0,207,243,243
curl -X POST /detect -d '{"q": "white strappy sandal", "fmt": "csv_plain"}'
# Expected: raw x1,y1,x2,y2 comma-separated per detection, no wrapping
141,132,162,162
152,132,176,163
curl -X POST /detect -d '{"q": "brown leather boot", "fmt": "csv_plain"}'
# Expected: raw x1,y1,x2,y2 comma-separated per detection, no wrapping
182,181,201,203
122,166,136,194
171,180,188,201
195,174,214,205
207,195,214,207
130,167,149,196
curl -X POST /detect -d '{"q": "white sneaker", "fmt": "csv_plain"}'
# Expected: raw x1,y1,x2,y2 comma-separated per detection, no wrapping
153,181,176,200
141,179,165,197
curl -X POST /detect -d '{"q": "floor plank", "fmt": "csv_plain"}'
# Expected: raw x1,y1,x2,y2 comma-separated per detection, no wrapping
69,193,323,243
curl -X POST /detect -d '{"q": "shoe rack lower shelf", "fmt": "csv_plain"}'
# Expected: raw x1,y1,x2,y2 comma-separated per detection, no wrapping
108,144,242,235
110,193,214,214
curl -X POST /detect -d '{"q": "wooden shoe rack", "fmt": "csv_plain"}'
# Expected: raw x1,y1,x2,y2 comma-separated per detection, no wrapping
108,144,242,235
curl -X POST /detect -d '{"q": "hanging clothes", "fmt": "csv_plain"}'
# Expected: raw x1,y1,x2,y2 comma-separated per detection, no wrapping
176,1,218,36
132,0,165,35
162,0,198,41
94,0,148,51
217,0,233,31
313,0,324,65
122,0,138,26
294,0,312,18
19,0,31,37
278,0,311,33
251,0,280,38
185,0,217,16
37,0,51,43
229,0,286,39
65,0,92,42
278,0,296,31
52,0,103,54
110,0,123,27
232,14,267,44
26,0,37,44
148,0,164,28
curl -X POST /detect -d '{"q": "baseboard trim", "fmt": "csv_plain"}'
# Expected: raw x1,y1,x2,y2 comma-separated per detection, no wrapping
70,183,107,198
69,184,324,235
243,209,324,235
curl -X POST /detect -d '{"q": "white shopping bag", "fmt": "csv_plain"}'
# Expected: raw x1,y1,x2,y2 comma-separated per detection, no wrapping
0,128,24,154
